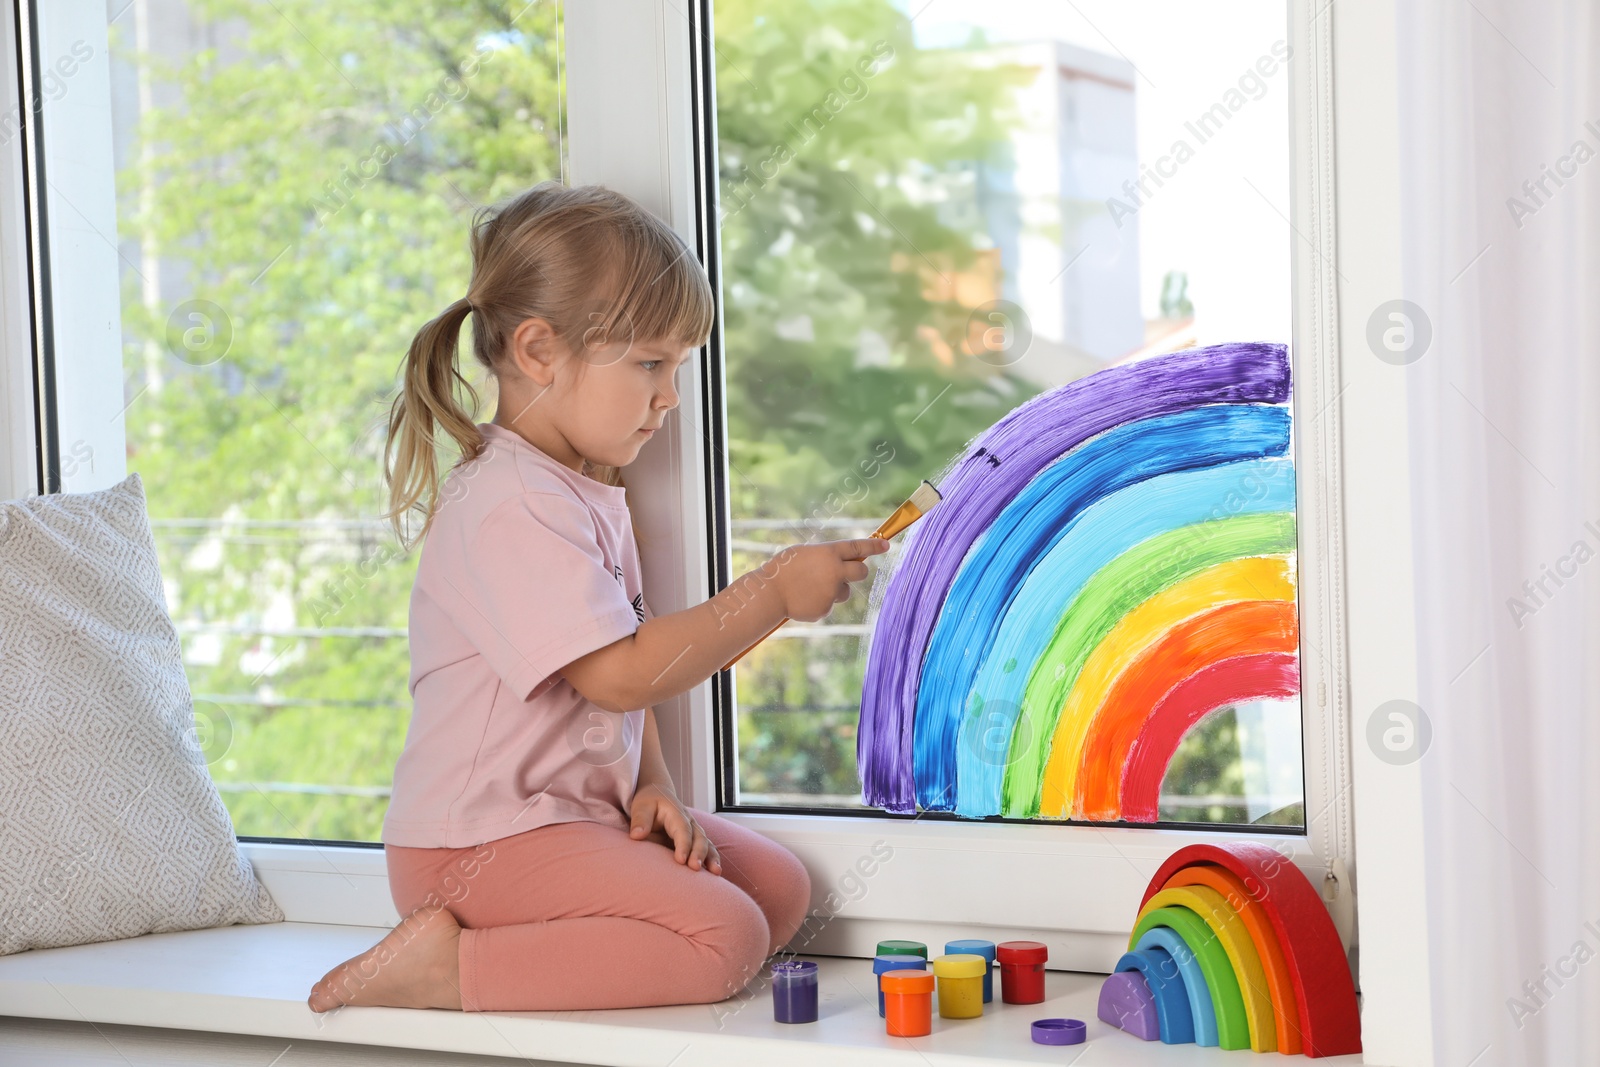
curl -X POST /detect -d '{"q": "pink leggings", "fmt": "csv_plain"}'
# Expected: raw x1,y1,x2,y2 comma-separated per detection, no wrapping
384,808,813,1011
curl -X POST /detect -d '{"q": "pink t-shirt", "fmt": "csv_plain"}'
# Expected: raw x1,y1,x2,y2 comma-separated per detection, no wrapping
381,422,651,848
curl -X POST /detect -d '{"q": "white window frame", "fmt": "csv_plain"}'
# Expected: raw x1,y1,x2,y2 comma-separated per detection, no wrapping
564,0,1361,972
0,1,124,499
0,0,1432,1056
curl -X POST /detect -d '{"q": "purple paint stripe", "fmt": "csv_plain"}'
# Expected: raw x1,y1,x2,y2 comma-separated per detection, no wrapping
857,342,1291,812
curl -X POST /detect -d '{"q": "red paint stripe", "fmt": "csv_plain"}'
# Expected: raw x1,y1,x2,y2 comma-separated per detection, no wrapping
1075,601,1299,820
1116,650,1301,822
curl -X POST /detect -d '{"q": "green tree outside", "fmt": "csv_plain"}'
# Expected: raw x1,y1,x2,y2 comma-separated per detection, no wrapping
111,0,1281,839
116,0,564,840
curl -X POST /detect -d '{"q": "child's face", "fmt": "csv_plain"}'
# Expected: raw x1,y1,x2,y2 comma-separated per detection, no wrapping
495,315,697,473
552,334,696,469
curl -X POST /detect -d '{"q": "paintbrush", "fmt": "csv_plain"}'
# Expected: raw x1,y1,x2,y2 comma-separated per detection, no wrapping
721,479,944,672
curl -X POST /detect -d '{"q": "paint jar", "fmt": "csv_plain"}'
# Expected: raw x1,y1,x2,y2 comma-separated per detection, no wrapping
944,940,997,1002
932,953,987,1019
881,969,935,1037
876,939,927,961
997,940,1049,1004
771,960,818,1024
872,954,926,1017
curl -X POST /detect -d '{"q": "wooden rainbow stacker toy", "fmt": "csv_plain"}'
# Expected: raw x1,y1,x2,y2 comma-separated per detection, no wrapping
1097,841,1361,1058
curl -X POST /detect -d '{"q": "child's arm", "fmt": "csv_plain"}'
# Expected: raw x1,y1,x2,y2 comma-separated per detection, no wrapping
628,705,721,873
635,706,675,795
562,536,889,714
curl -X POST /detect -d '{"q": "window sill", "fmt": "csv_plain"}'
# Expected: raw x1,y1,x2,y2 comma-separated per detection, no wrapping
0,920,1367,1066
238,820,1341,975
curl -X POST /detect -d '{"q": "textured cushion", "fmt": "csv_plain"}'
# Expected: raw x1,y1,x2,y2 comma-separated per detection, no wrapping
0,473,282,955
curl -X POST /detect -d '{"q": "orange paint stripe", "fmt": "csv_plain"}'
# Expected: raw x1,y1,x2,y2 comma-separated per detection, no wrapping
1074,600,1299,820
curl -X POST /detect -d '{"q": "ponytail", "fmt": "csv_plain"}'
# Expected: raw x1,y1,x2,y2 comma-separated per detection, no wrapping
384,297,483,546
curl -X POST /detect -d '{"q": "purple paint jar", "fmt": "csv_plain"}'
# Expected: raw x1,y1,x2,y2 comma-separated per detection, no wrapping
772,960,819,1023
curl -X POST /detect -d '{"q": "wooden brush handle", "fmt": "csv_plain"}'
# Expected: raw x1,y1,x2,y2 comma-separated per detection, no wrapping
722,617,788,672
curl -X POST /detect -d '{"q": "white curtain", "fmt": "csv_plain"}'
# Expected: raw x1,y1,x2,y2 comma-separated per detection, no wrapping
1399,0,1600,1062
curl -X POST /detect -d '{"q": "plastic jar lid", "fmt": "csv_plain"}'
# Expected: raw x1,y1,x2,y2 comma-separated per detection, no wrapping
1031,1018,1086,1045
996,940,1049,964
880,969,935,994
944,939,996,961
931,953,988,979
771,961,817,985
876,940,927,957
873,954,925,975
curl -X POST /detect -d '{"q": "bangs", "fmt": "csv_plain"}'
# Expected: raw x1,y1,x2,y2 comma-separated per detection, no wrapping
583,221,716,352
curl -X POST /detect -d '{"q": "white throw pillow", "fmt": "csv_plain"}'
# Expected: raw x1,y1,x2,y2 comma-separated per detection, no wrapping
0,473,282,954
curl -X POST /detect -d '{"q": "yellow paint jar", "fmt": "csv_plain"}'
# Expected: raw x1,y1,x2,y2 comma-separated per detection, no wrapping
932,953,987,1019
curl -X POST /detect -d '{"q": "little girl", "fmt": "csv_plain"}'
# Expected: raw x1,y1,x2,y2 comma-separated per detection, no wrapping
306,182,887,1014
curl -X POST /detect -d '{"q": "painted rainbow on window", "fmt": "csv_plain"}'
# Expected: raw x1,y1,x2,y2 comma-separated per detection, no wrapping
857,342,1301,821
1099,842,1362,1057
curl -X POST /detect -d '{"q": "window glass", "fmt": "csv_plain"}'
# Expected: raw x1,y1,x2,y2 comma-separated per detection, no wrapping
56,0,565,841
714,0,1302,826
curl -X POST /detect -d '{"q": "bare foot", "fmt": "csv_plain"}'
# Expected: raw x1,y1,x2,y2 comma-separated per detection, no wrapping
307,902,464,1012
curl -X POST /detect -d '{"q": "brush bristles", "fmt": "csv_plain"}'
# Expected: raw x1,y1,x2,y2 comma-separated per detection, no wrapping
908,479,942,514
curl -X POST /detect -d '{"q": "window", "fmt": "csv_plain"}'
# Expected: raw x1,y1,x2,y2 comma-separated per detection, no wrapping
32,0,566,843
712,0,1305,828
12,0,1354,967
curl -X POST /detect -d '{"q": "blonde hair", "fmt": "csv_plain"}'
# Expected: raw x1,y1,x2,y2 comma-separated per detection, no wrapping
385,182,716,545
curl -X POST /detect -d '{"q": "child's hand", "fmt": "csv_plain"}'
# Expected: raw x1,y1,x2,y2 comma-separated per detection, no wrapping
628,783,722,875
770,537,890,623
